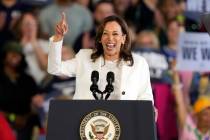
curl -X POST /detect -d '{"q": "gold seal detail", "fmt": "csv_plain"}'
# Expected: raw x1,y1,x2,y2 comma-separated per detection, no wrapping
80,110,121,140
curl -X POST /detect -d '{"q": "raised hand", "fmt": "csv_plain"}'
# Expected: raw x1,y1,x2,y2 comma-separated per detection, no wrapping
54,12,68,42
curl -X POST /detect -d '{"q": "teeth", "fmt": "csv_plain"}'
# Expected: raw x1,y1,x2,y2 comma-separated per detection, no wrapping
106,43,115,48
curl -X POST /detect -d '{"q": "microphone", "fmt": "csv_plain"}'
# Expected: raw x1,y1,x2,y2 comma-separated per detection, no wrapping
90,71,99,100
91,70,99,86
104,71,114,100
107,71,114,85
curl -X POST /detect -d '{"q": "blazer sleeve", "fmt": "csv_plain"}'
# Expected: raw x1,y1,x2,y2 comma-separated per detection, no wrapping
47,37,77,77
137,58,154,103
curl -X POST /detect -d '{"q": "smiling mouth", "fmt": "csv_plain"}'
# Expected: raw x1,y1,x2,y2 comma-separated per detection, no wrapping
106,43,115,50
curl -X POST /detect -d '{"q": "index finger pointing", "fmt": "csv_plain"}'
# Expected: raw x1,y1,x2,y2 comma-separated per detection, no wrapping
61,12,66,24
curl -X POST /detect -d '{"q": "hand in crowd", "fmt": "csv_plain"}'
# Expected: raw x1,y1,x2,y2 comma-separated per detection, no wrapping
154,106,158,122
154,10,165,29
53,12,68,42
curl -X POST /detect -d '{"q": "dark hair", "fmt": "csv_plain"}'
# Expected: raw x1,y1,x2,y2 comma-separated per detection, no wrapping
0,41,27,74
91,15,134,66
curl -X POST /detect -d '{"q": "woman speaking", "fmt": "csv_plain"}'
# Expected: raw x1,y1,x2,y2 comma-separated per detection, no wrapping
48,12,154,102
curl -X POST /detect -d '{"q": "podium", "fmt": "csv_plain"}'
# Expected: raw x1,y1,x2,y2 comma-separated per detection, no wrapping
46,100,157,140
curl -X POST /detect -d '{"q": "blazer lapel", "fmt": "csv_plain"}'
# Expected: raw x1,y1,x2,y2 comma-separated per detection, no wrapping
92,56,103,73
83,56,102,99
119,61,132,99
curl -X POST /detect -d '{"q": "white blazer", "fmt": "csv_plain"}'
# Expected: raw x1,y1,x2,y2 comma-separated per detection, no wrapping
48,39,153,102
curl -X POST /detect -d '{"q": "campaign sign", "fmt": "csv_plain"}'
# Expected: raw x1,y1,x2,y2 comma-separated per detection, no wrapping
176,32,210,72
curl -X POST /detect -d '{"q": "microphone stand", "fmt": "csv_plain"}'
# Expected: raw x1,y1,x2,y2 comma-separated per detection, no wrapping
90,84,113,100
92,91,99,100
90,84,101,100
103,84,114,100
91,88,112,100
95,89,104,100
90,71,114,100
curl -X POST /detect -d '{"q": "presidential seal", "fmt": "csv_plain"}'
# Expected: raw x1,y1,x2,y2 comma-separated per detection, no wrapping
80,110,121,140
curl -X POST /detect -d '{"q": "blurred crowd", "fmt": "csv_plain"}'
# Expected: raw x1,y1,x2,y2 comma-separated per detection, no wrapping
0,0,210,140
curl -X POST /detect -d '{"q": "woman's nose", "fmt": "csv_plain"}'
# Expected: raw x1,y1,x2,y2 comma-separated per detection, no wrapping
107,34,114,41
